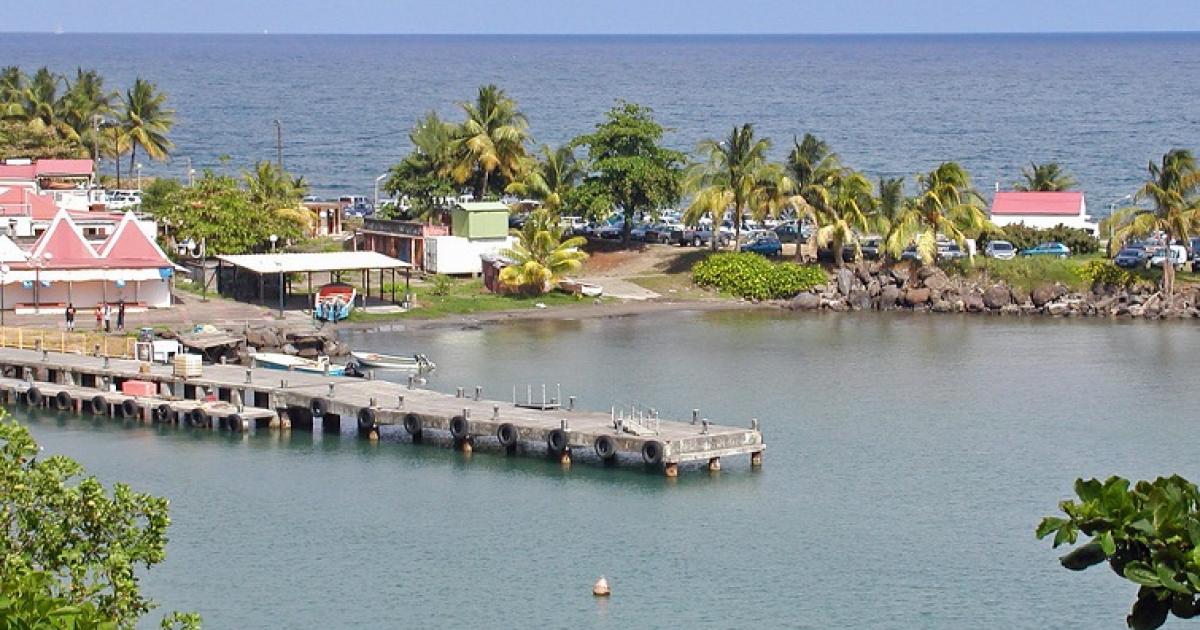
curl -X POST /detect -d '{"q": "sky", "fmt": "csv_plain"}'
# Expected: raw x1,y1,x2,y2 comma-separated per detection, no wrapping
9,0,1200,34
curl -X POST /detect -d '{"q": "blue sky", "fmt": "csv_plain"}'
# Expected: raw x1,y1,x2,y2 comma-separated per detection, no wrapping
12,0,1200,34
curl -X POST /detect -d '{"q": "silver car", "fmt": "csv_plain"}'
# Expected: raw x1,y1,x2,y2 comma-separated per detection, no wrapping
984,240,1016,260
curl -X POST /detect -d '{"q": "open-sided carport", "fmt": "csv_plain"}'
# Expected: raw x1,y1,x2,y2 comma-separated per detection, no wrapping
214,251,412,312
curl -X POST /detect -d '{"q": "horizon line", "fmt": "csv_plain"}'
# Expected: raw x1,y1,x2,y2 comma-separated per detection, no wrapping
5,29,1200,36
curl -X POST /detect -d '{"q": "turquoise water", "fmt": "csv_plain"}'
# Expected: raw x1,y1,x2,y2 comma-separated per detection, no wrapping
1,33,1198,205
16,311,1200,628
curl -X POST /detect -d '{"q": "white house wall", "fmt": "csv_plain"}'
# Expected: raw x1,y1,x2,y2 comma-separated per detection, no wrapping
991,215,1098,233
0,278,171,309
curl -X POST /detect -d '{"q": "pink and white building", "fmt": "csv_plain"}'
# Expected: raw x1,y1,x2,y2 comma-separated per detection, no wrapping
989,191,1099,235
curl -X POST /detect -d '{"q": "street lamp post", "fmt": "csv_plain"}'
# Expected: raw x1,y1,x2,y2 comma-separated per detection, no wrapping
0,264,9,326
32,253,52,315
1107,194,1134,253
374,173,388,210
269,233,278,254
136,162,143,191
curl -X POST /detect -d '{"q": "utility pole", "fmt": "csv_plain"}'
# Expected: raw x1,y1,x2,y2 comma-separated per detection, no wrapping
92,114,101,186
273,119,283,170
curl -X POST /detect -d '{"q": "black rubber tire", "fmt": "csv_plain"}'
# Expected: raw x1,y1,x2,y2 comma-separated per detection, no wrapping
310,398,326,417
595,435,618,461
1,365,15,378
120,399,138,418
25,386,42,406
155,403,173,423
54,391,72,410
402,413,421,436
496,423,518,448
357,407,377,431
641,440,664,466
546,428,568,454
343,362,360,378
187,408,206,427
227,414,244,431
449,415,469,440
91,394,108,414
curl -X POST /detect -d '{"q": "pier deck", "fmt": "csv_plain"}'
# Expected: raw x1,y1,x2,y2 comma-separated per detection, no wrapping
0,348,764,475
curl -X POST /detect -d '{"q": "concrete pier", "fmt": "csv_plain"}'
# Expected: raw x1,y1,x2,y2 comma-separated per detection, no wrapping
0,348,765,475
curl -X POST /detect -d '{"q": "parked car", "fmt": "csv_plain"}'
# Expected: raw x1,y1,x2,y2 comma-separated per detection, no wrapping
671,225,730,247
559,216,588,235
629,223,650,241
1114,247,1150,269
597,222,625,239
773,220,815,243
1020,242,1071,258
937,241,968,260
742,233,782,257
984,240,1016,260
1150,244,1189,270
842,237,882,261
643,220,681,244
900,245,921,261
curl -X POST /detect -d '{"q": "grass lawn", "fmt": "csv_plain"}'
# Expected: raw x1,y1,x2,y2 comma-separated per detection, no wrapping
348,278,597,321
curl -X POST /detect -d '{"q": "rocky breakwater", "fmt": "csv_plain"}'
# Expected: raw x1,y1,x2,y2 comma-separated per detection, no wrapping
786,261,1200,320
240,325,349,362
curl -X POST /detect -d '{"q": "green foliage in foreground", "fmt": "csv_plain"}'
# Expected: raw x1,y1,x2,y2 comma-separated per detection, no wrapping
944,255,1095,292
1038,476,1200,630
1075,260,1149,290
692,252,826,300
0,418,199,629
981,222,1100,255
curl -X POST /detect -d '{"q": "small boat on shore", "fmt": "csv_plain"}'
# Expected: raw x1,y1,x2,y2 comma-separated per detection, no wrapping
348,351,435,371
252,351,347,376
314,282,356,322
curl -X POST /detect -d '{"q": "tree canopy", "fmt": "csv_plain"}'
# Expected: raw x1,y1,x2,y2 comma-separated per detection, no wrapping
571,101,685,244
1014,161,1077,192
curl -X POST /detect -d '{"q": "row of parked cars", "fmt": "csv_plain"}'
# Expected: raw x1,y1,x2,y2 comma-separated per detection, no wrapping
1113,238,1198,270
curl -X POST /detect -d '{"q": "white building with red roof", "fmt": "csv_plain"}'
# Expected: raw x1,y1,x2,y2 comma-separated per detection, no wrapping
989,191,1098,234
0,158,123,239
0,209,175,313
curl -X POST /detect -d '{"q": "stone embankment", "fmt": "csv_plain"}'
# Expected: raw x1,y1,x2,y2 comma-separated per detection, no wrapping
240,325,349,360
786,261,1200,319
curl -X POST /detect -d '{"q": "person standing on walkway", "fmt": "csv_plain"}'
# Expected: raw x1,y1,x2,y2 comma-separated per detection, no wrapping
103,303,112,333
94,303,102,331
116,300,126,332
65,303,75,332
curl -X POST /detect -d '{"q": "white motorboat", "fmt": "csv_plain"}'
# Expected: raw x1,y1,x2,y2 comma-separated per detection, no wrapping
251,351,347,376
348,351,435,371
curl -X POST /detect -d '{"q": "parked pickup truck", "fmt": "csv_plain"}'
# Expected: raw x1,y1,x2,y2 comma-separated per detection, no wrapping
670,225,732,247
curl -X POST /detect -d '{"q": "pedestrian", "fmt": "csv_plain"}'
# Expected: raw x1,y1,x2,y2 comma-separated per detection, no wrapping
103,303,111,333
116,300,126,332
94,303,102,331
65,303,75,332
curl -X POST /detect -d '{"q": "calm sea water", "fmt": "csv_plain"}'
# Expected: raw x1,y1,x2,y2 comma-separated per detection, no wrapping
2,33,1198,206
15,311,1200,628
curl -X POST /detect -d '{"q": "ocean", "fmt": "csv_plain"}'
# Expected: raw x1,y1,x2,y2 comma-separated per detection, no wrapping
2,33,1198,207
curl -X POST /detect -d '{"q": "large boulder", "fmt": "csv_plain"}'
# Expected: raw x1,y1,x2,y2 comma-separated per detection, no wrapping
982,285,1011,309
827,299,850,312
879,286,902,310
866,279,881,297
244,329,267,348
931,299,954,313
855,262,873,285
1031,284,1057,307
962,293,986,313
789,293,822,311
922,270,950,293
1047,303,1069,316
847,289,872,311
890,263,912,285
1000,304,1021,316
1010,286,1030,306
835,267,855,296
903,287,931,306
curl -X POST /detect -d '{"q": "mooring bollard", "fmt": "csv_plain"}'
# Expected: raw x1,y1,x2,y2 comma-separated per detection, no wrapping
456,387,464,398
568,396,575,411
692,409,699,425
398,395,405,409
751,418,759,431
462,407,470,419
474,386,481,401
245,369,252,384
103,357,110,369
327,383,335,396
407,376,414,390
492,404,499,420
367,370,375,381
701,420,709,435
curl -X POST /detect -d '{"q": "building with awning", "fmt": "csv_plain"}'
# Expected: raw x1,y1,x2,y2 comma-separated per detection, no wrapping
213,251,412,307
0,209,175,313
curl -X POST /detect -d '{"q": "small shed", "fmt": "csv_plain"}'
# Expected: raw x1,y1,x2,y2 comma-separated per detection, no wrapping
451,202,510,239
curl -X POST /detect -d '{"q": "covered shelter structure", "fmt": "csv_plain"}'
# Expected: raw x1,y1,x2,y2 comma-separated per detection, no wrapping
213,251,413,312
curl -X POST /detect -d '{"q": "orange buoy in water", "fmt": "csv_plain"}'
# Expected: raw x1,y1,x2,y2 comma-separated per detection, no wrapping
592,576,610,597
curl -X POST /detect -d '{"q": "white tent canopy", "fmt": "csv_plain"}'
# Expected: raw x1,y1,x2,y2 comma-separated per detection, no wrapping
215,251,411,275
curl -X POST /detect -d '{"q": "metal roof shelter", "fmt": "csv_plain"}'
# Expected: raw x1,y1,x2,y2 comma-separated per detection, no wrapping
214,251,413,314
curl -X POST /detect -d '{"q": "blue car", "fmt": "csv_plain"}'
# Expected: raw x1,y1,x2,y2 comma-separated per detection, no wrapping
742,235,782,257
1020,242,1071,258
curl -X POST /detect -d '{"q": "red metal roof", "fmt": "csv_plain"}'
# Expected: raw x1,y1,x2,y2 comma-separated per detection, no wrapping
34,159,93,177
97,212,170,268
0,164,36,180
0,187,60,220
991,192,1084,216
29,210,100,268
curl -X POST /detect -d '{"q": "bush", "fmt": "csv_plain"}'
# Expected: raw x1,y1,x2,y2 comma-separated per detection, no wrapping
1076,260,1134,288
983,223,1100,255
692,253,826,300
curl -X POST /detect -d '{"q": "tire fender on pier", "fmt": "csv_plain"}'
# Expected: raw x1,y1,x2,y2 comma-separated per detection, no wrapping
155,403,173,423
91,394,107,414
310,398,326,417
402,413,421,436
547,428,568,454
187,408,206,427
594,435,618,461
227,414,244,432
449,415,469,440
357,407,377,431
25,386,42,406
120,398,138,417
641,440,664,466
496,423,518,448
54,391,72,410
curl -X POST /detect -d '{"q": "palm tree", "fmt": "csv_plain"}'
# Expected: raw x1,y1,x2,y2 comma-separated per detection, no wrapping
684,123,776,251
1014,161,1077,191
120,78,174,175
867,176,905,237
506,143,585,215
0,67,25,118
453,84,529,200
798,170,873,267
786,133,841,260
1108,149,1200,296
884,162,990,265
498,210,589,295
100,125,131,188
244,161,304,208
383,112,459,222
21,68,69,135
61,68,115,154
